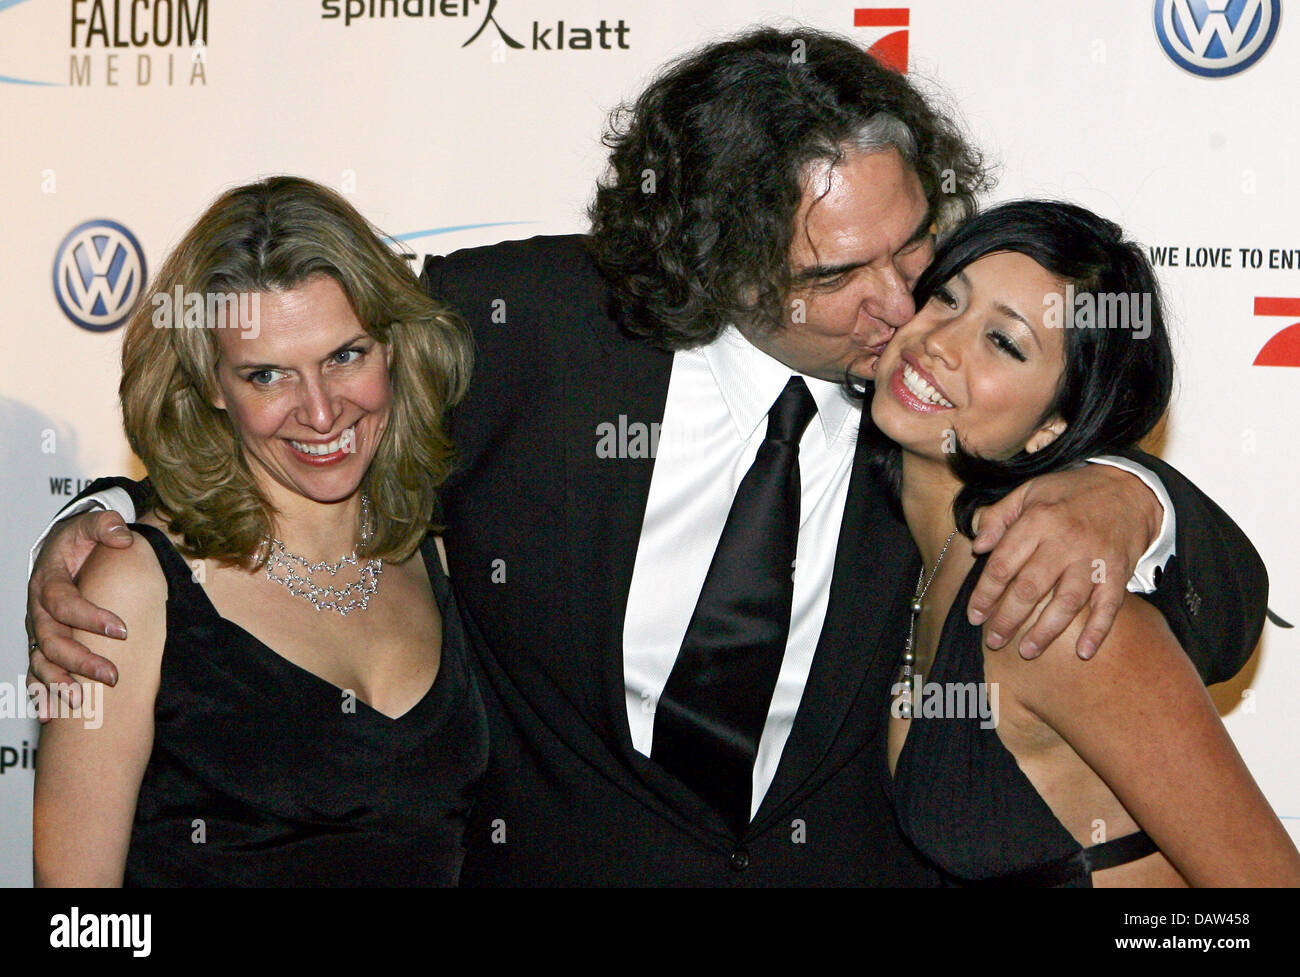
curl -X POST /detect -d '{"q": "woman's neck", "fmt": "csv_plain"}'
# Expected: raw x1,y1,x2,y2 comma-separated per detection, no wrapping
899,450,965,570
259,481,368,564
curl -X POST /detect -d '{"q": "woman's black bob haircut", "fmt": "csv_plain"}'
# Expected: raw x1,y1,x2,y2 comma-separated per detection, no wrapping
861,199,1175,537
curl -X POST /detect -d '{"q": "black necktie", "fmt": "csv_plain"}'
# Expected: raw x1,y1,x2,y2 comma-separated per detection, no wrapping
651,375,818,835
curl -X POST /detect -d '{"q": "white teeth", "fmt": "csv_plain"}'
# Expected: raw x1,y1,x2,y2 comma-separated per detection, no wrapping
291,426,354,456
902,364,954,408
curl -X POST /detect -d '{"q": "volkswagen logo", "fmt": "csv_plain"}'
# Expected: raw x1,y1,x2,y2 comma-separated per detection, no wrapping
1155,0,1281,78
52,219,147,332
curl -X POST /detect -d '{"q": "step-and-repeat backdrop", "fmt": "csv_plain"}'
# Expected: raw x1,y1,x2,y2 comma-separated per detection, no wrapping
1,0,1295,886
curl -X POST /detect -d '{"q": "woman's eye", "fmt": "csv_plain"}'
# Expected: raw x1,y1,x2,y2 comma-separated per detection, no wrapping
990,331,1026,362
333,348,364,365
247,369,283,385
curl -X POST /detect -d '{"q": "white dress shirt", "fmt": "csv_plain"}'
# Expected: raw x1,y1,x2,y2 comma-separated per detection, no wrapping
620,326,1176,821
622,327,861,820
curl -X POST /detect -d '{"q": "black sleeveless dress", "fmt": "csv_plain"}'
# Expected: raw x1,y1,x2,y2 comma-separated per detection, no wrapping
123,524,488,887
885,554,1158,887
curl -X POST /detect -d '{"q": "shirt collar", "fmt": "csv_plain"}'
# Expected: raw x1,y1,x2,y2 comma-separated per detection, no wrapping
700,325,860,448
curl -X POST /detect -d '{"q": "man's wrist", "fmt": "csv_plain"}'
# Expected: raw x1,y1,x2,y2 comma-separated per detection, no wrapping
1086,455,1175,593
28,487,138,578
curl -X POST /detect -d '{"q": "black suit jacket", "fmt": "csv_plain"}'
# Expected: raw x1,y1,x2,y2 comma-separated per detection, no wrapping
417,234,1268,885
82,234,1267,886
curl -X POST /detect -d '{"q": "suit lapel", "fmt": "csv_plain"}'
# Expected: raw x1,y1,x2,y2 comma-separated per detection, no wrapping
562,322,749,838
751,409,919,830
560,324,921,838
560,318,672,751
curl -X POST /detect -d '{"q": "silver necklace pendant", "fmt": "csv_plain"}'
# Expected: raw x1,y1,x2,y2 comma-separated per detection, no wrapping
262,495,383,615
899,528,958,721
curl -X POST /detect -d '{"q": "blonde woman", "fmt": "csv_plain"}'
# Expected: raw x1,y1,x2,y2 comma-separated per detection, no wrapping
33,176,485,886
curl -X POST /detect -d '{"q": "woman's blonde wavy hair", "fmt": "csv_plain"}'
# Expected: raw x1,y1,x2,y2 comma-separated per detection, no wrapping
120,175,472,566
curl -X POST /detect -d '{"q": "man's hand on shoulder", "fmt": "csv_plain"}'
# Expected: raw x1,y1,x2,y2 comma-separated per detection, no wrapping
966,463,1163,662
26,509,138,718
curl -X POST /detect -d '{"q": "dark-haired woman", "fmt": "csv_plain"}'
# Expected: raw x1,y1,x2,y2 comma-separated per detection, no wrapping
873,200,1300,886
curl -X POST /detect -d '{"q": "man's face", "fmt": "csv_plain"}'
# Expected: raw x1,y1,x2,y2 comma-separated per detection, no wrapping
739,147,933,382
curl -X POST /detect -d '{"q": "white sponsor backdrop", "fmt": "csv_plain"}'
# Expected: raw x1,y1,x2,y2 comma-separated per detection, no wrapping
1,0,1295,886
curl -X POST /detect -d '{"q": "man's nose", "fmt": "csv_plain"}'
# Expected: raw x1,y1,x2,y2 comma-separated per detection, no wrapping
865,266,917,328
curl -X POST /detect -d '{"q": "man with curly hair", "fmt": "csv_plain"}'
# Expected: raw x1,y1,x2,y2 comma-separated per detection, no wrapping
30,27,1266,886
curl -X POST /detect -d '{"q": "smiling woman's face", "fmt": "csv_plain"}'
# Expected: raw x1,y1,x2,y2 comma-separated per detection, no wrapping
871,250,1069,464
210,274,392,507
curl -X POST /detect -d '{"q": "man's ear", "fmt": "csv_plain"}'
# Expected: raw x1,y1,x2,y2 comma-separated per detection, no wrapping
1025,416,1067,454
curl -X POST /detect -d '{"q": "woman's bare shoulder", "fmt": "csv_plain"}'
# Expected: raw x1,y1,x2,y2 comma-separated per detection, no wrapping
75,524,169,619
987,593,1189,712
62,520,171,689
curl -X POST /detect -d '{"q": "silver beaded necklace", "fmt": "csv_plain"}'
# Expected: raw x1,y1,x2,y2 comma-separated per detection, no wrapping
898,528,958,720
262,494,383,616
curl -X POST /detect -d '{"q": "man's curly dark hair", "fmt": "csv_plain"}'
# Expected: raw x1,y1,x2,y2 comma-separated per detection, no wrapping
587,25,993,350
